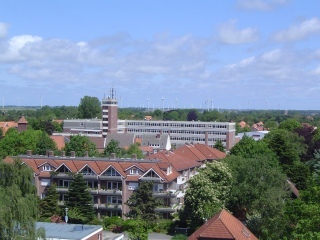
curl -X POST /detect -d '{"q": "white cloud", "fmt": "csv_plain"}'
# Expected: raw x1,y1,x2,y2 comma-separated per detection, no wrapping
217,20,259,44
0,22,8,38
237,0,290,11
273,17,320,42
311,65,320,75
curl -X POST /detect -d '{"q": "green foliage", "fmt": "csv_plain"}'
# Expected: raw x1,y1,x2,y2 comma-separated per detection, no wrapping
64,135,99,157
103,139,122,157
77,96,101,119
278,118,301,132
125,143,143,159
224,155,289,239
230,135,273,158
213,140,225,152
103,216,124,231
0,159,38,239
0,128,57,158
181,161,232,230
187,110,198,121
125,182,160,221
263,129,306,165
39,184,60,219
124,219,148,240
171,234,188,240
65,174,94,223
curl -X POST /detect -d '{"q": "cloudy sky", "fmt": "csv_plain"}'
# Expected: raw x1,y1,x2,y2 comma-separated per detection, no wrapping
1,0,320,110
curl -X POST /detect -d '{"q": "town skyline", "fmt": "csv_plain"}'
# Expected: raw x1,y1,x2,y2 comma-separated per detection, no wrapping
1,0,320,110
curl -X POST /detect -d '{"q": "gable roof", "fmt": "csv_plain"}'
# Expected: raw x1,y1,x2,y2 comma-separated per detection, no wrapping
18,115,28,124
0,121,18,135
106,133,135,148
188,209,258,240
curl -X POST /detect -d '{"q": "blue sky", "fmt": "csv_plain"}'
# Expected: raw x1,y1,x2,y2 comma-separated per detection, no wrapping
0,0,320,110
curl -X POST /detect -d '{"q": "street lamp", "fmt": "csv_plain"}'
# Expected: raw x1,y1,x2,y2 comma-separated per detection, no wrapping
65,207,69,223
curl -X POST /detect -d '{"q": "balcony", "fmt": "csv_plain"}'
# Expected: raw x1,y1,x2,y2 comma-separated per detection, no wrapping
82,174,98,180
51,173,74,179
99,204,122,210
153,190,179,198
99,175,122,181
56,187,69,193
155,205,177,213
98,189,122,195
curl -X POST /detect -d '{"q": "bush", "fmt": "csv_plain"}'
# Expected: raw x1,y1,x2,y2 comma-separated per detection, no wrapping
150,219,174,233
103,216,124,231
172,234,188,240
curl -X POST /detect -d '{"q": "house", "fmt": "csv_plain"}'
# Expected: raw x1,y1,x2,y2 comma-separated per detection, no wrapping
36,222,103,240
188,209,258,240
5,143,226,220
0,121,18,136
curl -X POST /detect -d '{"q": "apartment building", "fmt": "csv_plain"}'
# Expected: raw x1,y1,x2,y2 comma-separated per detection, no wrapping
5,143,226,219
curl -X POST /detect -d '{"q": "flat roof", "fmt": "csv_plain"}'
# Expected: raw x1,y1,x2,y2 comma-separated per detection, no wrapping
36,222,102,240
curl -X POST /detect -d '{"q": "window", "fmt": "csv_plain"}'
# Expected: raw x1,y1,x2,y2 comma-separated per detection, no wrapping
41,179,51,186
81,166,95,175
43,164,52,171
144,170,158,178
130,168,139,175
153,183,164,192
103,167,121,176
56,165,70,173
86,181,98,189
128,182,138,190
107,196,122,205
107,181,122,190
58,180,72,188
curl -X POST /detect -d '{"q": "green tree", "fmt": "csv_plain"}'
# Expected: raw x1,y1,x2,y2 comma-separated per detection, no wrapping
77,96,101,119
125,182,160,221
103,139,122,157
278,118,301,132
213,140,225,152
0,159,39,239
65,174,94,223
230,135,273,158
124,219,148,240
263,129,306,166
224,155,289,239
0,129,57,158
126,143,143,159
181,161,232,230
39,184,60,220
64,135,99,157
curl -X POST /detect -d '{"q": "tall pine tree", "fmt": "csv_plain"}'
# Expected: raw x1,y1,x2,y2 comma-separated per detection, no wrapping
65,174,94,223
125,182,160,221
39,183,60,220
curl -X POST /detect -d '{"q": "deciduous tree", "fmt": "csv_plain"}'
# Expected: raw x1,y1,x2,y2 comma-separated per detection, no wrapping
77,96,101,119
0,159,39,239
181,161,232,230
64,135,99,157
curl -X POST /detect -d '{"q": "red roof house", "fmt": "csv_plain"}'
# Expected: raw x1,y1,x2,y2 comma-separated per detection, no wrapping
188,209,258,240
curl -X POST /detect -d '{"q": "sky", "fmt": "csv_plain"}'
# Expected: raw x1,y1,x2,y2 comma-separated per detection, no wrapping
0,0,320,110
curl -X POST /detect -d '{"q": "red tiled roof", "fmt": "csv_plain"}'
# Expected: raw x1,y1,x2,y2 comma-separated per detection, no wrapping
188,209,258,240
0,121,18,135
50,135,66,150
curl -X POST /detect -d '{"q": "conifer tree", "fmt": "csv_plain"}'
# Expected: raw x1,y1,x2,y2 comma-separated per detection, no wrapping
125,182,160,221
39,183,60,220
65,174,94,223
0,159,39,239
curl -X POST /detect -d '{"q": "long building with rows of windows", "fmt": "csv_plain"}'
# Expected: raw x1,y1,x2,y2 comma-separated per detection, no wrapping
5,143,226,219
62,88,236,151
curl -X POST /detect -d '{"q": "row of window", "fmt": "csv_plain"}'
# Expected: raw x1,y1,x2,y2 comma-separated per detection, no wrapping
127,122,228,129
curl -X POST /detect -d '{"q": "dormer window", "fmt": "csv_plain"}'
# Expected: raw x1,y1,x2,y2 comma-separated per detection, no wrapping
43,165,52,171
130,168,139,175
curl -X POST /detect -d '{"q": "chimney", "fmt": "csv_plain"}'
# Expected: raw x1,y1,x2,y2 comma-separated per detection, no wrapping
84,151,89,157
132,154,137,160
26,150,32,157
110,153,116,160
70,151,75,158
48,151,54,157
61,151,65,158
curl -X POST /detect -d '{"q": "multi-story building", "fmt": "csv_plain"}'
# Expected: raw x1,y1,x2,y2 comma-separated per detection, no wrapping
62,88,236,150
5,143,226,219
